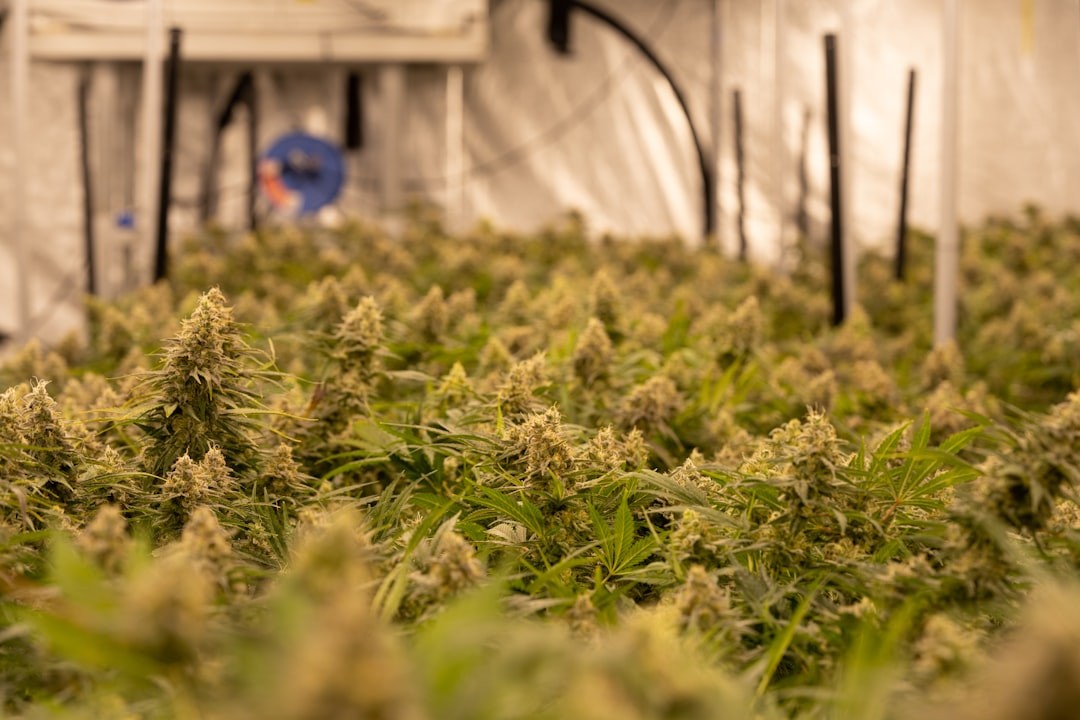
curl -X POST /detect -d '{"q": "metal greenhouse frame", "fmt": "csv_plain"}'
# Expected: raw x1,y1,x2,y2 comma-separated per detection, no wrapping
4,0,488,340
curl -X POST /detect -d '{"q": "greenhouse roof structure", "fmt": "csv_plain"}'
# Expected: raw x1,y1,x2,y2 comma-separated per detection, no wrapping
5,0,489,62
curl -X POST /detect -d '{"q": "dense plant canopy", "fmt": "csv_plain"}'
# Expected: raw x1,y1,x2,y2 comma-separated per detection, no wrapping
2,207,1080,718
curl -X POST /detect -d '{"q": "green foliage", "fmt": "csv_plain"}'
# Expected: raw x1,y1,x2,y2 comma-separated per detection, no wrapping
130,287,267,478
1,209,1080,718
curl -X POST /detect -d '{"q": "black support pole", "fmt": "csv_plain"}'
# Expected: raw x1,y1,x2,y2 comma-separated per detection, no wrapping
154,27,182,283
246,75,258,233
345,71,364,151
824,33,845,326
77,69,97,296
733,88,747,261
548,0,715,238
895,67,917,281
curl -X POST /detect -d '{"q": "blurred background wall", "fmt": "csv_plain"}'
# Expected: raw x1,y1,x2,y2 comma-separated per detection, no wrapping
2,0,1079,344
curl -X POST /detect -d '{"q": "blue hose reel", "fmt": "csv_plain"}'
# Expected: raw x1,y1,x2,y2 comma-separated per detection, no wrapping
258,132,346,216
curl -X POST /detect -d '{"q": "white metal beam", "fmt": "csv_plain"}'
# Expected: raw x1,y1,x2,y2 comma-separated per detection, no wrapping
709,0,723,250
90,62,123,298
10,0,31,341
139,0,164,286
22,0,489,64
28,28,489,64
839,1,855,319
935,0,960,345
773,0,786,265
445,64,465,231
379,64,406,218
29,0,484,35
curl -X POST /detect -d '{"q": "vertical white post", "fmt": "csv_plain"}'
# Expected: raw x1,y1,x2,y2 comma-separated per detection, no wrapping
140,0,164,285
839,1,856,318
935,0,960,345
92,63,121,298
118,64,139,293
10,0,31,340
709,0,723,250
379,64,406,219
253,68,275,148
773,0,786,265
445,64,465,231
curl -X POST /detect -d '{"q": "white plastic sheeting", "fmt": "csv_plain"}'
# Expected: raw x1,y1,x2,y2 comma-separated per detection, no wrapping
389,0,1080,254
3,0,1080,345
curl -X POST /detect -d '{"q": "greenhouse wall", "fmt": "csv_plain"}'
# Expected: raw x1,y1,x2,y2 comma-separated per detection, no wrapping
2,0,1079,345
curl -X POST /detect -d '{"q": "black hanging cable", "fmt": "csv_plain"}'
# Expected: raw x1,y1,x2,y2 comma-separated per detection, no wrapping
154,27,182,283
546,0,715,238
392,2,677,193
548,0,572,53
